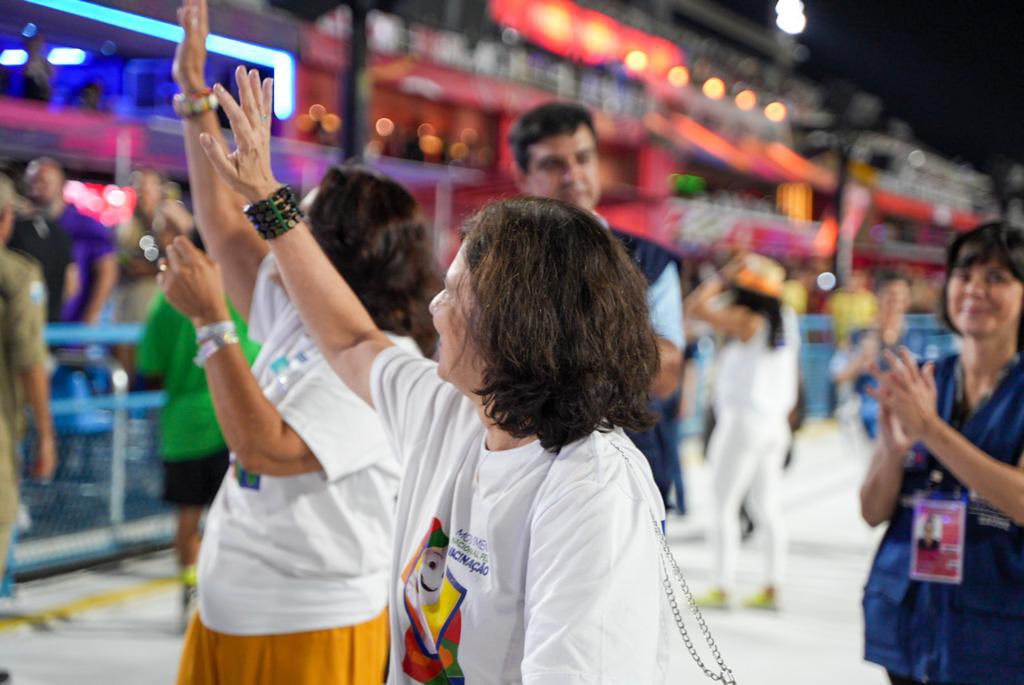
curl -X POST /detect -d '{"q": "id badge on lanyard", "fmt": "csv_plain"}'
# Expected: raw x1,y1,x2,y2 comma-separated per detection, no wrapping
909,475,967,584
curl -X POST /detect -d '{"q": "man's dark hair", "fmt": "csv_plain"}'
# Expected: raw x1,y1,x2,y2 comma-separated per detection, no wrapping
941,221,1024,350
459,197,657,452
307,166,440,356
508,102,597,173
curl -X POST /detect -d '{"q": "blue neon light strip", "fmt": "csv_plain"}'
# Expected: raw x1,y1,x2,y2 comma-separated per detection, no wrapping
23,0,295,118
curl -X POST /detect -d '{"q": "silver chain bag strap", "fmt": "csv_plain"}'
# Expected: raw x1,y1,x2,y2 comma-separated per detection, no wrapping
617,441,737,684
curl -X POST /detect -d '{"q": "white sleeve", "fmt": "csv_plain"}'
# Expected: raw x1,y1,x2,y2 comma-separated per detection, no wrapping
370,345,472,465
247,254,288,344
521,481,665,684
275,355,391,482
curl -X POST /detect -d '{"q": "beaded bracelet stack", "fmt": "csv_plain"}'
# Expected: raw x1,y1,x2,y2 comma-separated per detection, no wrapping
194,320,239,367
243,185,304,240
173,88,219,118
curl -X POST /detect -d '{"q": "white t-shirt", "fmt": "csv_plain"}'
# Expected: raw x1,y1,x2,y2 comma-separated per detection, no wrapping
198,254,416,636
371,346,669,685
713,305,800,419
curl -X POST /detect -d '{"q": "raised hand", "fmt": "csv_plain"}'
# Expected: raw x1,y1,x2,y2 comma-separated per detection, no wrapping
173,0,209,92
200,67,279,203
158,236,231,326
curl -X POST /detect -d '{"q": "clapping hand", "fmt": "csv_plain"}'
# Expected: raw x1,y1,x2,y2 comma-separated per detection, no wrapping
867,346,939,448
199,67,281,204
158,236,230,326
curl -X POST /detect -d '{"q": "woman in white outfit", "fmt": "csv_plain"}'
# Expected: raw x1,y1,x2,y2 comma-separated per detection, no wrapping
156,5,439,681
196,68,672,684
686,254,800,610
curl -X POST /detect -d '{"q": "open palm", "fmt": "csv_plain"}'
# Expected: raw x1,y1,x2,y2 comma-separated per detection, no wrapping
200,67,281,204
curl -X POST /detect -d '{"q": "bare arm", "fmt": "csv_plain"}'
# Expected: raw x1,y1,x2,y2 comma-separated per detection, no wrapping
684,276,760,342
63,262,79,302
19,364,57,480
920,416,1024,525
860,438,906,527
199,71,393,407
651,338,682,399
160,236,319,476
173,0,267,318
201,338,321,476
81,254,118,324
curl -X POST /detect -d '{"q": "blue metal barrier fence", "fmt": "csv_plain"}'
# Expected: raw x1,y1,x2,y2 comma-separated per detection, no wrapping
8,316,958,580
12,323,172,579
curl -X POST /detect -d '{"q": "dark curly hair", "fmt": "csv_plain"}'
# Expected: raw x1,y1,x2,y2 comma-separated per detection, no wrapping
307,166,439,355
459,197,658,452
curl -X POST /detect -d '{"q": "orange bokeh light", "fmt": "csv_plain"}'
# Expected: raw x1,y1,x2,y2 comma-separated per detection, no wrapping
735,89,757,111
668,65,690,87
702,77,726,100
764,101,788,122
625,49,649,72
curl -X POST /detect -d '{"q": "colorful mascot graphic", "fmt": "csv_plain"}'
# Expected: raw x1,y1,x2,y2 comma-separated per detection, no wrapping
402,518,467,684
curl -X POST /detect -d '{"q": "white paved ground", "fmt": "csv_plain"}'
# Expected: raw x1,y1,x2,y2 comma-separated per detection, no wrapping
0,421,891,684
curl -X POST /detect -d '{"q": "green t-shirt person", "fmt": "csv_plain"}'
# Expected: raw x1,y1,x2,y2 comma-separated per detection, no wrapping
136,293,259,461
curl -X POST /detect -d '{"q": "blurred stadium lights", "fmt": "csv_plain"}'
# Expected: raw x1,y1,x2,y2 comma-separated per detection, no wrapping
0,47,86,66
23,0,297,118
775,0,806,35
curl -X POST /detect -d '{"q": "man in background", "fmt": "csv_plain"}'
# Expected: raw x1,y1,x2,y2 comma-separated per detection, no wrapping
509,102,685,507
23,157,117,323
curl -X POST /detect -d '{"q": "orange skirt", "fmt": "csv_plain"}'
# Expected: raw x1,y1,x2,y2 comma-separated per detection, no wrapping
176,610,389,685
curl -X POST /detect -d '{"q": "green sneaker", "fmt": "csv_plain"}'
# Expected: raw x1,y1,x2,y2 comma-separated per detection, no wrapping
742,588,779,611
694,588,729,609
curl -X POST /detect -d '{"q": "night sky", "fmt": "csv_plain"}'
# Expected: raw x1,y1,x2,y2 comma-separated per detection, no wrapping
706,0,1024,171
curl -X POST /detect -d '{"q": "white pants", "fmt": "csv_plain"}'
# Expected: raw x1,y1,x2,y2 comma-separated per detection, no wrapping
706,408,790,592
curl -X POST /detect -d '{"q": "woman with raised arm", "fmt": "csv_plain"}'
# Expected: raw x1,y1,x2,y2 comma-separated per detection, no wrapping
200,67,671,683
684,254,800,611
161,3,438,684
861,222,1024,685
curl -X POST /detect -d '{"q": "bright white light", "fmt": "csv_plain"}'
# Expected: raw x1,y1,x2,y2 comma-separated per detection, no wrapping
776,0,807,35
776,11,806,34
47,47,87,65
817,272,837,291
0,47,87,66
105,187,127,207
0,50,27,66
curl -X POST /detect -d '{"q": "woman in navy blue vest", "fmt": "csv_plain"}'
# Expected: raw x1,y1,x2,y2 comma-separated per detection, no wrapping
861,221,1024,685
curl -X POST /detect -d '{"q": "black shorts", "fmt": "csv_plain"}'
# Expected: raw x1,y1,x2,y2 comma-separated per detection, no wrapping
163,449,230,507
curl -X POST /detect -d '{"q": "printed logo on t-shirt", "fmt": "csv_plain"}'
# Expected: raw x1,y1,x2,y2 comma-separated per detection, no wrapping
234,461,261,490
401,518,467,685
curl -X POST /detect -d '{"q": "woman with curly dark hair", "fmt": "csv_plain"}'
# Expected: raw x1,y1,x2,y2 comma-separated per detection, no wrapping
158,6,439,684
196,67,671,684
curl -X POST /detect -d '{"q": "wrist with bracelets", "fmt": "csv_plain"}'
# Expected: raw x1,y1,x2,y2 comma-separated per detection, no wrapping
194,320,239,367
244,185,304,240
173,87,219,118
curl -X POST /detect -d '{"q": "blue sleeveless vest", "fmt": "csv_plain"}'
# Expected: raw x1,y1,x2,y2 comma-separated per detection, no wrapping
863,354,1024,684
612,228,681,503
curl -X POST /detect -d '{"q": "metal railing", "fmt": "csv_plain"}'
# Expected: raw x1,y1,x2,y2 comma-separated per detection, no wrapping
10,325,171,581
6,315,959,583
